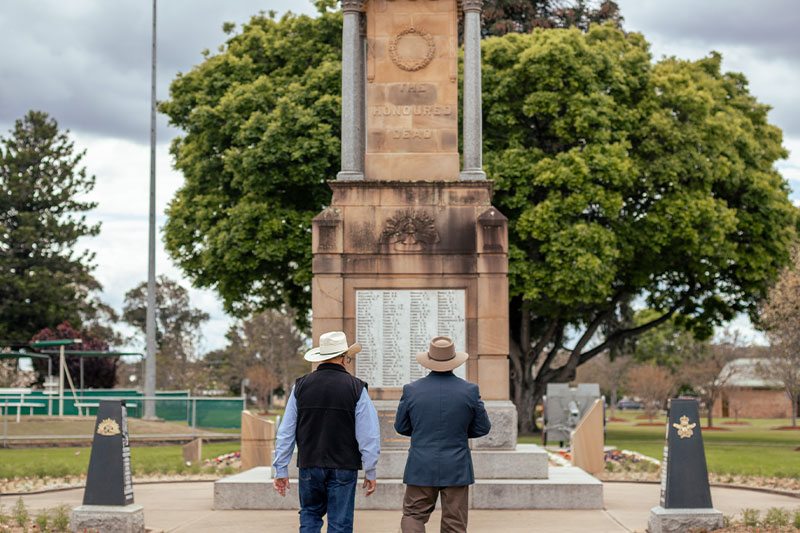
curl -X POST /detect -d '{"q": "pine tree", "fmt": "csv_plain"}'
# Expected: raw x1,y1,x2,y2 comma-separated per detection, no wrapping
0,111,101,342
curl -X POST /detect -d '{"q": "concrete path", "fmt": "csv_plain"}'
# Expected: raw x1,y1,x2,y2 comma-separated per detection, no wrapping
2,481,797,532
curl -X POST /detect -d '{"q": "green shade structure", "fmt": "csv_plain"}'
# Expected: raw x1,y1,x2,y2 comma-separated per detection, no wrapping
37,351,144,402
30,339,82,347
0,351,51,360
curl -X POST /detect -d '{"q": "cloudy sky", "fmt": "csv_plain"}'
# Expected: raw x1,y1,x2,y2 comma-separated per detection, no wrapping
1,0,797,353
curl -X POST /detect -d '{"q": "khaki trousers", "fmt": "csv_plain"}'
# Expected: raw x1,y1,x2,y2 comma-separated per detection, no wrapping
400,485,469,533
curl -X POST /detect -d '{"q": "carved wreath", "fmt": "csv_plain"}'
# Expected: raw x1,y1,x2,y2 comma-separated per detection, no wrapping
389,28,436,72
379,210,440,248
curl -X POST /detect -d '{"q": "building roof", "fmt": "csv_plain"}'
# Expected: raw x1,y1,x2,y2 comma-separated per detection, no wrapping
718,358,782,388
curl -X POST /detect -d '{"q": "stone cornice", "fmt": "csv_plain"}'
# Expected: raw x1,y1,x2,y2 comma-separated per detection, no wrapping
462,0,483,12
341,0,365,13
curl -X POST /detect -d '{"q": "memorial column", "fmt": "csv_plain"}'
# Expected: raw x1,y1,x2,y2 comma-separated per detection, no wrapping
338,0,365,180
460,0,486,180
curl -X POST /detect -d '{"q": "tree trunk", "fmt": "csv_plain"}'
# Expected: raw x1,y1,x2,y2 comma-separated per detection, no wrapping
511,362,541,433
792,393,798,427
609,388,617,420
706,392,714,428
517,381,543,434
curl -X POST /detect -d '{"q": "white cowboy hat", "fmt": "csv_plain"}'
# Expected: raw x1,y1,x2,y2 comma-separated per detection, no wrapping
304,331,362,363
416,336,468,372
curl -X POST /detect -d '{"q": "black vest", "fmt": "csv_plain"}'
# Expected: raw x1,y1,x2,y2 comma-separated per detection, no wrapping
294,363,367,471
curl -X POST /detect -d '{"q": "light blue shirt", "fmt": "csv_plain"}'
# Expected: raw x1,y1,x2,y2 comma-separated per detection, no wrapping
272,384,380,480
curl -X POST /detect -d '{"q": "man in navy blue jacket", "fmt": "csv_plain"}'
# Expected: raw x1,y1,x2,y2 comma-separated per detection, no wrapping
394,336,492,533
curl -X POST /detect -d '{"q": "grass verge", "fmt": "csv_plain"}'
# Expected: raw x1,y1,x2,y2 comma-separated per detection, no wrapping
521,411,800,479
0,442,240,480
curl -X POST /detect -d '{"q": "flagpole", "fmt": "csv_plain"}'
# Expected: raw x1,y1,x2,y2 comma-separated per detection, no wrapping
144,0,158,419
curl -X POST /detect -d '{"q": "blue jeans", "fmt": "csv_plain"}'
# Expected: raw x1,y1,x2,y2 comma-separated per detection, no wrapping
298,467,358,533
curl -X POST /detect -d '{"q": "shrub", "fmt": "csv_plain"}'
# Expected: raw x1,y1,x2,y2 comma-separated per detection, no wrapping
764,506,790,526
35,509,50,531
12,497,29,526
742,508,760,527
51,504,70,532
794,508,800,529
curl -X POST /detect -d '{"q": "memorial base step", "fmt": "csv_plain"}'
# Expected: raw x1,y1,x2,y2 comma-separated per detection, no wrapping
281,444,548,480
214,466,602,510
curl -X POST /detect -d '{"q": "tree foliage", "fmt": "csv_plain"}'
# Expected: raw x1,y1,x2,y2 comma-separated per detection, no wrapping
0,111,101,342
30,321,117,389
575,351,631,418
204,309,308,400
624,363,675,423
682,331,741,427
629,310,704,369
160,8,343,329
482,0,622,36
122,276,210,390
483,25,797,430
160,12,798,432
759,247,800,426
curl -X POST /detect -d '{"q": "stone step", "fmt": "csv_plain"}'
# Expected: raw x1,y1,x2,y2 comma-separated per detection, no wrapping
280,443,548,480
214,466,602,510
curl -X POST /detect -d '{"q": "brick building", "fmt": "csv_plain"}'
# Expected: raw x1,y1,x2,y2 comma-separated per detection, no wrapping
711,358,795,419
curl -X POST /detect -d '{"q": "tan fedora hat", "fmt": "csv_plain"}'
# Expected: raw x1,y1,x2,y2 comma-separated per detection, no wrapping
304,331,362,363
416,336,468,372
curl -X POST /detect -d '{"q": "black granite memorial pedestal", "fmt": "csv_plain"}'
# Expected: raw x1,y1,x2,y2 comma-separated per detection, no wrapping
648,398,724,533
70,400,145,533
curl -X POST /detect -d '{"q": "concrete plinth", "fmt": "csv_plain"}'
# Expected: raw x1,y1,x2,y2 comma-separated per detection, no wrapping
214,465,602,511
648,506,724,533
70,504,144,533
472,400,518,450
472,467,603,510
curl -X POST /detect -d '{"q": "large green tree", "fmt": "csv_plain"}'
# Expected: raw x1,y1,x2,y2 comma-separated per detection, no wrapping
161,11,797,431
0,111,101,342
484,26,796,430
160,7,342,329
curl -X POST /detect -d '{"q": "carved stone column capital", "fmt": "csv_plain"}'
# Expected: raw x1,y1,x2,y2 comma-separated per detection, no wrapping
462,0,483,13
341,0,365,13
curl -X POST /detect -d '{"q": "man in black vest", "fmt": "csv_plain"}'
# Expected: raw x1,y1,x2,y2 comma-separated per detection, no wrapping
273,331,380,533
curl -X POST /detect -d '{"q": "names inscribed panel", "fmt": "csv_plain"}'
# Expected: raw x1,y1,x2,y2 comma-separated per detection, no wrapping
356,289,466,387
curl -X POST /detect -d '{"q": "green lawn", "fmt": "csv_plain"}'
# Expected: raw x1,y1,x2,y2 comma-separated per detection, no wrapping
0,442,240,480
521,410,800,479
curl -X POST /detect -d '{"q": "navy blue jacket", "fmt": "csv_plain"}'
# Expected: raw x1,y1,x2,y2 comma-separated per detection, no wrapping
394,371,491,487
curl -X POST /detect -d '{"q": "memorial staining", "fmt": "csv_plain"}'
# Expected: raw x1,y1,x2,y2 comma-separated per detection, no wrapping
96,418,121,436
672,415,696,439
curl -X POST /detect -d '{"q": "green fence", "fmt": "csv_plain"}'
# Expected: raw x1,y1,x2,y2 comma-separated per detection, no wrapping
0,390,243,428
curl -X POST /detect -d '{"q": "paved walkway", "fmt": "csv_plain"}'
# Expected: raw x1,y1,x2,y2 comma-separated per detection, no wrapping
2,481,797,532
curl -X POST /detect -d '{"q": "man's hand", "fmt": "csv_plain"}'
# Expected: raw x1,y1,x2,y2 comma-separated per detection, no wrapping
363,478,376,497
273,477,290,497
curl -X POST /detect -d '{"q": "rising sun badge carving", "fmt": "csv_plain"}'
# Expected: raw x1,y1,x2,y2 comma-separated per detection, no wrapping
379,210,440,251
97,418,121,436
672,415,696,439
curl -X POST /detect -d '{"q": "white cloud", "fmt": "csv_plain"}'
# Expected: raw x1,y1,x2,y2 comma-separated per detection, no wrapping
71,134,235,353
714,316,768,346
